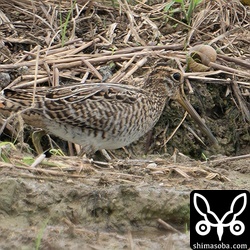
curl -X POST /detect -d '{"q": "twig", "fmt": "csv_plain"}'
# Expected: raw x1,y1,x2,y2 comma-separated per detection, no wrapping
157,218,182,234
231,80,250,122
218,54,250,69
201,154,250,164
163,112,188,147
30,154,46,168
210,62,250,78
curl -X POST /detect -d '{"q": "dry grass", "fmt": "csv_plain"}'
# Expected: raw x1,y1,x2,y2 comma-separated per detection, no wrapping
0,0,249,178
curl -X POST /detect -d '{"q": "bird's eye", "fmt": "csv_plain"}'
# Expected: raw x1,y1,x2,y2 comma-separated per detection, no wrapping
172,72,181,81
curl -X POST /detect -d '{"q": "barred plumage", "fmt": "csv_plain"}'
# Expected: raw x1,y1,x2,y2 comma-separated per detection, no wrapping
0,63,217,155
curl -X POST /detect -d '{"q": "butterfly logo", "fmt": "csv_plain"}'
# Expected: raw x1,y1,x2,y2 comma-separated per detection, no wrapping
193,193,247,241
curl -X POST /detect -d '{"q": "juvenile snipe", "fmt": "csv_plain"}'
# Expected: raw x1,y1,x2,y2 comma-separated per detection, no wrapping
0,61,217,155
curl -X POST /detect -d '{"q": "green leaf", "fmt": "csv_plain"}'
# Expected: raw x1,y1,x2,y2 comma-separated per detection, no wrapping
0,141,16,149
49,149,65,156
164,1,175,12
22,156,35,165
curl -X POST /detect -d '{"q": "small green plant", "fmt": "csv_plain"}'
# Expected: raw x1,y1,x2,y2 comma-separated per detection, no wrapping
35,217,50,250
201,152,209,162
22,156,35,165
109,47,117,55
185,222,189,234
59,0,77,46
49,148,65,156
164,0,203,25
0,142,16,163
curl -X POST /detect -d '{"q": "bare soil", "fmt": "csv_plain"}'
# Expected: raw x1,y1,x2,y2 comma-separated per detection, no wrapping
0,153,249,249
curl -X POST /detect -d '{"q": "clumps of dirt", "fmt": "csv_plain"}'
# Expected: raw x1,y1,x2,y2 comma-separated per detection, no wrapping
0,175,191,249
0,152,249,249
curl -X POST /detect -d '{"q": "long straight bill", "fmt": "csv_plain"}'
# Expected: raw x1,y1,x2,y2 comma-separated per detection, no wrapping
175,91,218,146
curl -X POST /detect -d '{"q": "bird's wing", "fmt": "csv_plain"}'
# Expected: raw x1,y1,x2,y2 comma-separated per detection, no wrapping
1,88,47,111
45,82,145,103
43,83,148,129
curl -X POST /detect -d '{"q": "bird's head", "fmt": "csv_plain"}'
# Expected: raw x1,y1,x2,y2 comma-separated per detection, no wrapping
147,61,218,146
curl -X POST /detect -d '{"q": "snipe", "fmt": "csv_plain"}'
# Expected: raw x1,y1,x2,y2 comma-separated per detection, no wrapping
0,61,217,155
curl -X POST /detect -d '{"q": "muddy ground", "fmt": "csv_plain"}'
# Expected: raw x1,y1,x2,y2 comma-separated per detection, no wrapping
0,154,249,249
0,0,249,249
